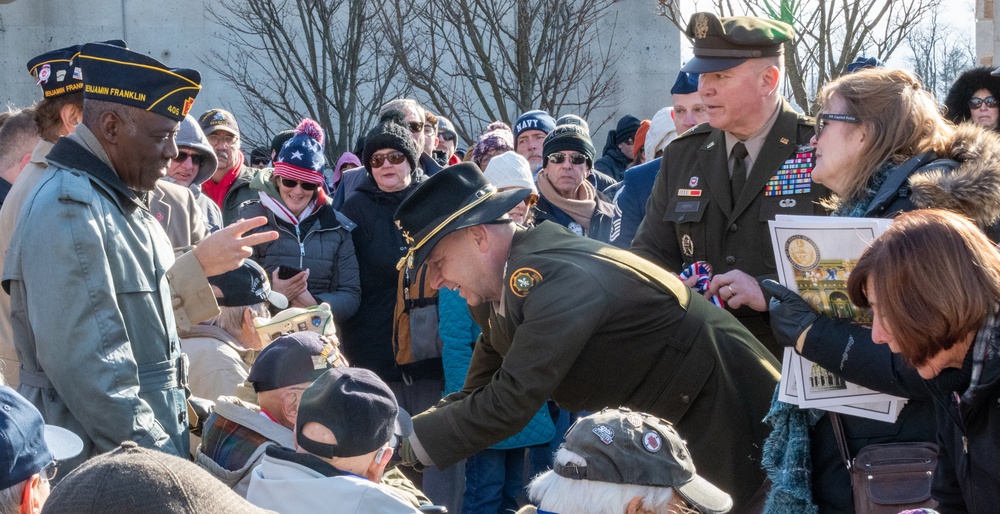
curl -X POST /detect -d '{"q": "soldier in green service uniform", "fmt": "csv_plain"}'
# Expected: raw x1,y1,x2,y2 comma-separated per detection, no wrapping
392,163,781,510
631,12,829,358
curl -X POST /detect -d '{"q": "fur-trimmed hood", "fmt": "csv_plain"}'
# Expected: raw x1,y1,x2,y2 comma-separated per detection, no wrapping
943,67,1000,126
909,123,1000,231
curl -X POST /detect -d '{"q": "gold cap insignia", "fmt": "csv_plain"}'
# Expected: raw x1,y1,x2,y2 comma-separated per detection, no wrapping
694,13,709,39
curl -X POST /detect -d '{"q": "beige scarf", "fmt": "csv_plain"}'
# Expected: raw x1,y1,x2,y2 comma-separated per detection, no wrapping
538,171,597,231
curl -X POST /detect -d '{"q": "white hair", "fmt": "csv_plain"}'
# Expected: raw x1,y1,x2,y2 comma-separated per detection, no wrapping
527,448,697,514
206,303,269,337
0,481,25,514
379,98,424,120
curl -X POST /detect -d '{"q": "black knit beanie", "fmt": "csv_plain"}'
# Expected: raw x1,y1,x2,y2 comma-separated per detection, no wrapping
542,124,596,166
362,110,420,174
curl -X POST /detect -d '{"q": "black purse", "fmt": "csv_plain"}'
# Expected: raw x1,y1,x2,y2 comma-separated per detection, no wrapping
830,412,938,514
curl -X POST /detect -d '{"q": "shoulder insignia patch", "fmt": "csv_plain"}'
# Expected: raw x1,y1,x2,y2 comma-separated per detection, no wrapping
509,267,543,297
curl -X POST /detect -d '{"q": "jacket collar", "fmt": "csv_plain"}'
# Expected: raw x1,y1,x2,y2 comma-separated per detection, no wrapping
263,445,345,478
46,127,143,208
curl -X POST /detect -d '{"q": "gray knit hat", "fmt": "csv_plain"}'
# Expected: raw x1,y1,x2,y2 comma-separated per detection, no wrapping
41,442,274,514
362,110,420,175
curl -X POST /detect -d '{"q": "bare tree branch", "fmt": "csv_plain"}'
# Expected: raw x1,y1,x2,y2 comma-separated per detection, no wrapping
378,0,625,142
657,0,942,114
204,0,403,158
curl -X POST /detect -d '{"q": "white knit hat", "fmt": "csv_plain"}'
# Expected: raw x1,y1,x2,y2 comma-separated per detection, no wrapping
645,106,678,163
483,151,537,194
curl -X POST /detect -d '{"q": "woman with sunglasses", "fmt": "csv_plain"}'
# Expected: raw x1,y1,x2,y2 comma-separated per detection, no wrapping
237,118,361,321
533,124,615,243
339,111,463,509
758,67,1000,512
944,66,1000,131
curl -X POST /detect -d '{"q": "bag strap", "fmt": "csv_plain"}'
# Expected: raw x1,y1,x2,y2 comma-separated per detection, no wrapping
829,412,853,471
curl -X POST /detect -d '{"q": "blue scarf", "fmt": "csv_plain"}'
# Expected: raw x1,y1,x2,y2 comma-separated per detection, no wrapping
832,162,895,218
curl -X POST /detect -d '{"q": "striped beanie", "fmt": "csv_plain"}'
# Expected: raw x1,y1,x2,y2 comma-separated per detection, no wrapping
275,118,326,185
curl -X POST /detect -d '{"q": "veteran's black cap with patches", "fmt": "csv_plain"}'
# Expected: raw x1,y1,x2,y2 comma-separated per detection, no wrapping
77,42,202,121
681,12,793,74
26,40,126,100
393,162,530,271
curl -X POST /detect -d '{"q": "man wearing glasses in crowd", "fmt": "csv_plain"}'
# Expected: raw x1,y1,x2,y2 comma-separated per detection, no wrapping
199,108,260,225
435,117,461,166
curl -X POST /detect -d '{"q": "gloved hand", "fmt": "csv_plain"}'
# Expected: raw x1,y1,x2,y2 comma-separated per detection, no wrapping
761,279,821,349
398,436,426,472
187,396,216,438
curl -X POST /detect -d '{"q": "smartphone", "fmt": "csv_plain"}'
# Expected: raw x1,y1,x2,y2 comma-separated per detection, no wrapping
277,265,304,280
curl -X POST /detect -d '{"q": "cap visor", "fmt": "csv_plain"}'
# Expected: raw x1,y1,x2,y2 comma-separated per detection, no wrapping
268,290,289,310
44,425,84,462
681,56,748,74
408,188,531,271
205,125,239,136
676,474,734,514
993,67,1000,76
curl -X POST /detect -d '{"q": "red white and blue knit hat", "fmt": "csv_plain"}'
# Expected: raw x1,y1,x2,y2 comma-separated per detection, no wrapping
274,118,326,185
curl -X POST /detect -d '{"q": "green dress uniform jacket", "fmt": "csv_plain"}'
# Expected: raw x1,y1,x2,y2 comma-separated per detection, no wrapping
3,129,190,468
412,222,781,508
631,100,828,355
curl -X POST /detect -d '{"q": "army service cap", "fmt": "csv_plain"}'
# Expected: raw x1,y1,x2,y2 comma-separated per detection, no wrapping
77,42,202,121
26,40,126,100
681,12,793,74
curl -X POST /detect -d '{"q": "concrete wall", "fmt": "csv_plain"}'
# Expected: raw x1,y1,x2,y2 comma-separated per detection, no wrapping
978,0,997,66
0,0,680,153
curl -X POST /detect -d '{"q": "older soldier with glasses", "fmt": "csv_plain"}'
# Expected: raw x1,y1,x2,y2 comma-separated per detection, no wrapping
199,108,260,225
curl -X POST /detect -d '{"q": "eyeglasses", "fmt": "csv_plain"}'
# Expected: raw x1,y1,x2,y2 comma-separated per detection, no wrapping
41,460,59,481
423,124,437,136
815,113,861,139
407,121,425,133
969,96,999,110
371,151,407,168
623,137,635,146
207,133,240,146
279,178,319,191
546,153,588,165
440,132,456,142
171,150,207,166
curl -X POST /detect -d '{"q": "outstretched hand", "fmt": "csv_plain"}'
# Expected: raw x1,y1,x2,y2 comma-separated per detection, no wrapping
192,217,278,277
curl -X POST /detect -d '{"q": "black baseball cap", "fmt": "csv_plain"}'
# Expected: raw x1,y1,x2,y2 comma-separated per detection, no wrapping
208,260,287,309
296,367,410,459
246,332,344,393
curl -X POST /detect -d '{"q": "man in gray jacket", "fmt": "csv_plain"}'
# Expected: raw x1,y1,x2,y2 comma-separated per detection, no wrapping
2,42,261,470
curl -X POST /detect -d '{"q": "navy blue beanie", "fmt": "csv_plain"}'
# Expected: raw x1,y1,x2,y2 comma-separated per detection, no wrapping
671,71,700,95
513,110,556,141
614,115,642,144
846,56,885,74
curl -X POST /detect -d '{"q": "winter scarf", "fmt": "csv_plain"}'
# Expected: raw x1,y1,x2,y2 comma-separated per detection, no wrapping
202,151,245,207
537,171,596,231
832,161,895,218
761,387,824,514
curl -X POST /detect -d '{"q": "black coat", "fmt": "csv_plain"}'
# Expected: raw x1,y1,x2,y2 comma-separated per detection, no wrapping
338,173,440,382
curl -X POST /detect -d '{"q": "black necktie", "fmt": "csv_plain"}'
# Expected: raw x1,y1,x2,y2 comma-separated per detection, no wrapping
731,142,749,204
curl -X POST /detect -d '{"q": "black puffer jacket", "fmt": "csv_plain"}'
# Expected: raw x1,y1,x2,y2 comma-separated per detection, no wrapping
239,200,361,322
793,122,1000,512
338,173,441,383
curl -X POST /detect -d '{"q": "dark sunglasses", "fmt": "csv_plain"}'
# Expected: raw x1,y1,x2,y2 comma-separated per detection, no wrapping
279,178,319,191
371,151,407,168
171,150,207,166
623,137,635,146
815,113,861,139
440,132,456,142
407,121,425,133
969,96,999,109
547,153,588,165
